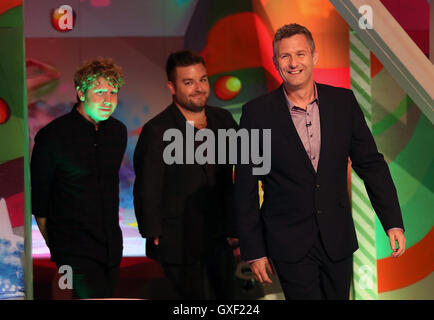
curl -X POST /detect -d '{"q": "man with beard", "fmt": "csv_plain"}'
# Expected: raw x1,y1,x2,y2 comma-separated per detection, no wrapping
31,57,127,298
133,50,238,299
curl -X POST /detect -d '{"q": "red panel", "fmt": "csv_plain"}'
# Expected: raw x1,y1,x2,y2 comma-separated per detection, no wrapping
0,0,21,16
313,67,350,89
201,13,264,76
252,14,280,91
380,0,429,54
370,52,384,78
5,192,24,228
377,228,434,293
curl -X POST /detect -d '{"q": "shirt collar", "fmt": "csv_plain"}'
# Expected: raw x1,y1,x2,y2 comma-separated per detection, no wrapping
71,103,109,129
283,82,319,110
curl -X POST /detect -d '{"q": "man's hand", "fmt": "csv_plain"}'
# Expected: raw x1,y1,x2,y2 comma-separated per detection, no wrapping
147,236,159,246
250,257,274,284
387,229,406,258
35,216,49,246
227,238,241,262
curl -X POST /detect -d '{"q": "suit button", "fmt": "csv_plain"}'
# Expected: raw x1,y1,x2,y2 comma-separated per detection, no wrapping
315,184,320,189
317,210,322,214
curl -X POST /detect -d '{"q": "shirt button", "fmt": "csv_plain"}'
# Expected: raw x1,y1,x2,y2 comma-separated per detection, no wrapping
310,134,313,138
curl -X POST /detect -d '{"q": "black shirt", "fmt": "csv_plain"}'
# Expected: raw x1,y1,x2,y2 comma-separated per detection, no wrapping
31,106,127,265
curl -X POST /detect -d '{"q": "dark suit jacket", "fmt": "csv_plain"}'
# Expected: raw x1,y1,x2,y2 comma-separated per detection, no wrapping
235,83,404,263
133,103,238,264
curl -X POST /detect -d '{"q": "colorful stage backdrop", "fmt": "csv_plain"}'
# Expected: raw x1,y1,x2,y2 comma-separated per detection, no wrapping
0,0,29,299
0,0,431,299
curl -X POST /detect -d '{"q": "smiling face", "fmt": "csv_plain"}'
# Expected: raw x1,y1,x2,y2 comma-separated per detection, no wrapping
77,76,119,124
273,34,318,92
167,63,210,113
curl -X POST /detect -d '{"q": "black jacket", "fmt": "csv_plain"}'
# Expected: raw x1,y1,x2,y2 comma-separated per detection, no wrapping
133,103,238,264
235,83,404,263
31,107,127,265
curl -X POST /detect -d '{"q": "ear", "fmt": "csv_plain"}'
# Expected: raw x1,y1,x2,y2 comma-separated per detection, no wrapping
76,87,85,101
272,55,279,71
312,50,319,66
167,81,176,96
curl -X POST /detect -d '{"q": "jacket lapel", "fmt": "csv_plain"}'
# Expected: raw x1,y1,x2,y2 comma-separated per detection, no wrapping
315,84,334,176
272,86,316,176
169,103,188,132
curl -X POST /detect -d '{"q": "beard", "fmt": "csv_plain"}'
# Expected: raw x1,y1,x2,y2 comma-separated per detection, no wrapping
179,103,206,113
175,93,208,113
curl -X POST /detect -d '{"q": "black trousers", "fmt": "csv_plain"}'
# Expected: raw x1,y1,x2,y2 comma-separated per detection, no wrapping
272,234,353,300
161,241,236,300
55,257,120,299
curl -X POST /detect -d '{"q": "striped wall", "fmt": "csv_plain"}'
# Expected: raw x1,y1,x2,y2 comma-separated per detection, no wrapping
350,29,379,300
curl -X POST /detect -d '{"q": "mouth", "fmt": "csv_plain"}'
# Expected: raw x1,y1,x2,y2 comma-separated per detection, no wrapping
99,107,112,112
288,70,303,75
190,94,206,99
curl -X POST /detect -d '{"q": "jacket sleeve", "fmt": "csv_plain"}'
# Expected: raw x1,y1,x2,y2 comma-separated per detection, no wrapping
30,128,57,218
133,123,166,238
222,111,239,238
348,91,404,232
234,104,268,261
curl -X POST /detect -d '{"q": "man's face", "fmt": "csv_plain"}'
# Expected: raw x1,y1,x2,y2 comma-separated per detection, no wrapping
273,34,318,91
77,76,119,123
168,63,210,113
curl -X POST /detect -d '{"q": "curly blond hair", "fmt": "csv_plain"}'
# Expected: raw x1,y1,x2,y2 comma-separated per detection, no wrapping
74,57,124,95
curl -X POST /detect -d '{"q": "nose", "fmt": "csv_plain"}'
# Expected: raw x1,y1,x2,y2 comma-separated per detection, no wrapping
194,82,205,93
289,56,298,69
102,92,115,106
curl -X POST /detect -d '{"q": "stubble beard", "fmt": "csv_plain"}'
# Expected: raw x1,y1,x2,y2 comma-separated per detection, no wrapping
176,95,208,113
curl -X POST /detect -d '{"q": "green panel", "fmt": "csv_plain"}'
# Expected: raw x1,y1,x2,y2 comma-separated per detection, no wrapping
0,4,32,299
372,96,413,136
376,113,434,259
0,27,25,119
0,116,25,163
0,6,23,28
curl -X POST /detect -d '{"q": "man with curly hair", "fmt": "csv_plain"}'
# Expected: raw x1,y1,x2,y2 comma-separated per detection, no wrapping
31,57,127,299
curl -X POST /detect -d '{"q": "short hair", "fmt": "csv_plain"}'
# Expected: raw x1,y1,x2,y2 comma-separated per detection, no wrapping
273,23,316,56
74,57,124,95
166,50,206,83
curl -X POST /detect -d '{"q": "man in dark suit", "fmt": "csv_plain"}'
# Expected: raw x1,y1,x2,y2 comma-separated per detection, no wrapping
133,50,238,299
235,23,406,300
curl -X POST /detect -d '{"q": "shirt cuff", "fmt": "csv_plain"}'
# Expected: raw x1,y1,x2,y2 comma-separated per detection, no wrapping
387,227,404,234
247,256,267,264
